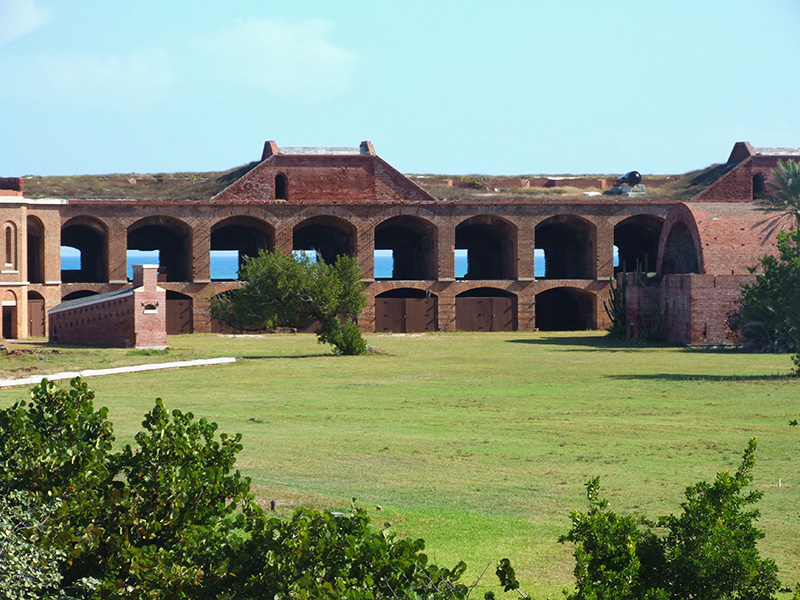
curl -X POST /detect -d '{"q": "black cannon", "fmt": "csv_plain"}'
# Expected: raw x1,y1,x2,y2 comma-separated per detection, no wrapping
616,171,642,186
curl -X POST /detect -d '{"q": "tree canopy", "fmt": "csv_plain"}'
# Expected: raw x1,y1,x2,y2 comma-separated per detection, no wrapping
210,249,368,355
739,218,800,360
759,159,800,228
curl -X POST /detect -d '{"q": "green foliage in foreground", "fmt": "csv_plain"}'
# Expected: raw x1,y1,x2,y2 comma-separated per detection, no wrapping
0,379,469,599
740,228,800,361
555,439,780,600
0,377,792,600
209,249,368,355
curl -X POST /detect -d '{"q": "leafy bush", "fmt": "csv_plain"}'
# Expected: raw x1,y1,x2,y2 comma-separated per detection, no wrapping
210,249,369,355
0,491,99,599
0,378,471,598
740,228,800,358
557,439,780,600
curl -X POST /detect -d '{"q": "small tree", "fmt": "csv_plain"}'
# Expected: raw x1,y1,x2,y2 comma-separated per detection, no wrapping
210,249,368,355
739,227,800,359
759,159,800,228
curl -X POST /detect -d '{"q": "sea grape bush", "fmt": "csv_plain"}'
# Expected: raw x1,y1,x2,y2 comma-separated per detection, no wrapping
555,439,781,600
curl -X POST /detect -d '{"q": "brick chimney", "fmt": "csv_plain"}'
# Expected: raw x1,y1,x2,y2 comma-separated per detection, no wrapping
132,264,159,289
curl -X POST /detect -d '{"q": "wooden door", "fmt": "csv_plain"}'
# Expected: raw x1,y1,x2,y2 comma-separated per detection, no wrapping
28,297,45,337
405,298,437,332
166,297,193,334
375,298,405,333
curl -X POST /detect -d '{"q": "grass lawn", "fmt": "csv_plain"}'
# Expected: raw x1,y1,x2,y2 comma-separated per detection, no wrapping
1,331,798,597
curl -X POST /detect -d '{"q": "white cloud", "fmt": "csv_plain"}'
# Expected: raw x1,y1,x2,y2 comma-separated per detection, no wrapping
201,17,358,100
2,49,173,110
0,0,49,46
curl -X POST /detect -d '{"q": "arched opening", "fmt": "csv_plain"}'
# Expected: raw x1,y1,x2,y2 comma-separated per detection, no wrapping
2,290,17,339
61,217,107,283
26,216,45,283
128,217,191,282
535,288,596,331
455,216,516,280
275,173,288,200
166,291,193,334
27,291,45,337
661,222,700,275
210,216,274,280
62,290,99,302
374,216,437,280
293,216,356,264
535,216,595,279
4,222,17,269
455,287,518,331
614,215,664,274
752,173,766,199
375,288,438,332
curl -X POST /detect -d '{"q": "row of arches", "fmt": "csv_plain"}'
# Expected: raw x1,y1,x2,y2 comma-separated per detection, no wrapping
56,286,596,335
45,212,665,284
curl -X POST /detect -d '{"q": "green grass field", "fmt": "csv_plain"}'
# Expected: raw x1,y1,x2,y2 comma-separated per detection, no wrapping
1,332,798,597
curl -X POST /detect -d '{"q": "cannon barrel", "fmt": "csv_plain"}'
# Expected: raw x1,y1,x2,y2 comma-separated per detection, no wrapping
616,171,642,186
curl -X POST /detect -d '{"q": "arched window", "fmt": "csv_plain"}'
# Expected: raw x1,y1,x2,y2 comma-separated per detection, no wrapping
4,222,16,269
752,173,766,199
275,173,288,200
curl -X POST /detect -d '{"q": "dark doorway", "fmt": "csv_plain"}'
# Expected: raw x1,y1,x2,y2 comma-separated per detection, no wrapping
535,216,595,279
374,216,437,280
661,222,699,275
293,217,355,264
535,288,595,331
614,215,663,274
128,218,191,282
455,288,517,331
455,216,516,280
210,217,274,280
27,216,44,284
61,219,107,283
2,305,16,339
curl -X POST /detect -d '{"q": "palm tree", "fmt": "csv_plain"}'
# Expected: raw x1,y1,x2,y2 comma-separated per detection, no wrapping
761,159,800,228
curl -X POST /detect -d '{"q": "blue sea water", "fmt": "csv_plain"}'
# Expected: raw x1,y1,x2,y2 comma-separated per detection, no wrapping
60,249,565,280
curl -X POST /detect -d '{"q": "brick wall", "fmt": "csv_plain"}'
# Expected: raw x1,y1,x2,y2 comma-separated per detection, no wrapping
49,265,166,348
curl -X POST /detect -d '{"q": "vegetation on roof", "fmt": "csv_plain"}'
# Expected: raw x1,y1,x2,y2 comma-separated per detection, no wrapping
23,162,260,201
21,162,725,203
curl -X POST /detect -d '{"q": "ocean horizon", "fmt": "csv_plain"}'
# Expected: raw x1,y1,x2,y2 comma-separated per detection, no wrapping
60,249,573,280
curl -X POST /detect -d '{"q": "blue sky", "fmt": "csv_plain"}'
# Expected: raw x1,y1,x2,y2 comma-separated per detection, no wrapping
1,0,799,177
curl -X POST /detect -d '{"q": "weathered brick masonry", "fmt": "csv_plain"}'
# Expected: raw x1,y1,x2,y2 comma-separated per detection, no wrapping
0,140,797,345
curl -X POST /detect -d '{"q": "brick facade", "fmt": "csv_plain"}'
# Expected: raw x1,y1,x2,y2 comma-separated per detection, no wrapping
1,141,797,346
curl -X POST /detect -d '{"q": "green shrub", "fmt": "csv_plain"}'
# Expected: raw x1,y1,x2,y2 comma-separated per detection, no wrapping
558,439,780,600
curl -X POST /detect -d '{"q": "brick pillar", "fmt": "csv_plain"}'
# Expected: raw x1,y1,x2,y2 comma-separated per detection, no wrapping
274,221,293,254
43,216,62,284
192,223,210,282
516,282,536,330
437,283,456,331
596,219,614,279
438,219,455,280
357,222,374,281
516,217,535,280
108,222,128,283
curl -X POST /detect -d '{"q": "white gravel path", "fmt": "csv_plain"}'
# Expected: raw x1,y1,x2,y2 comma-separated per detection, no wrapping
0,357,236,389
